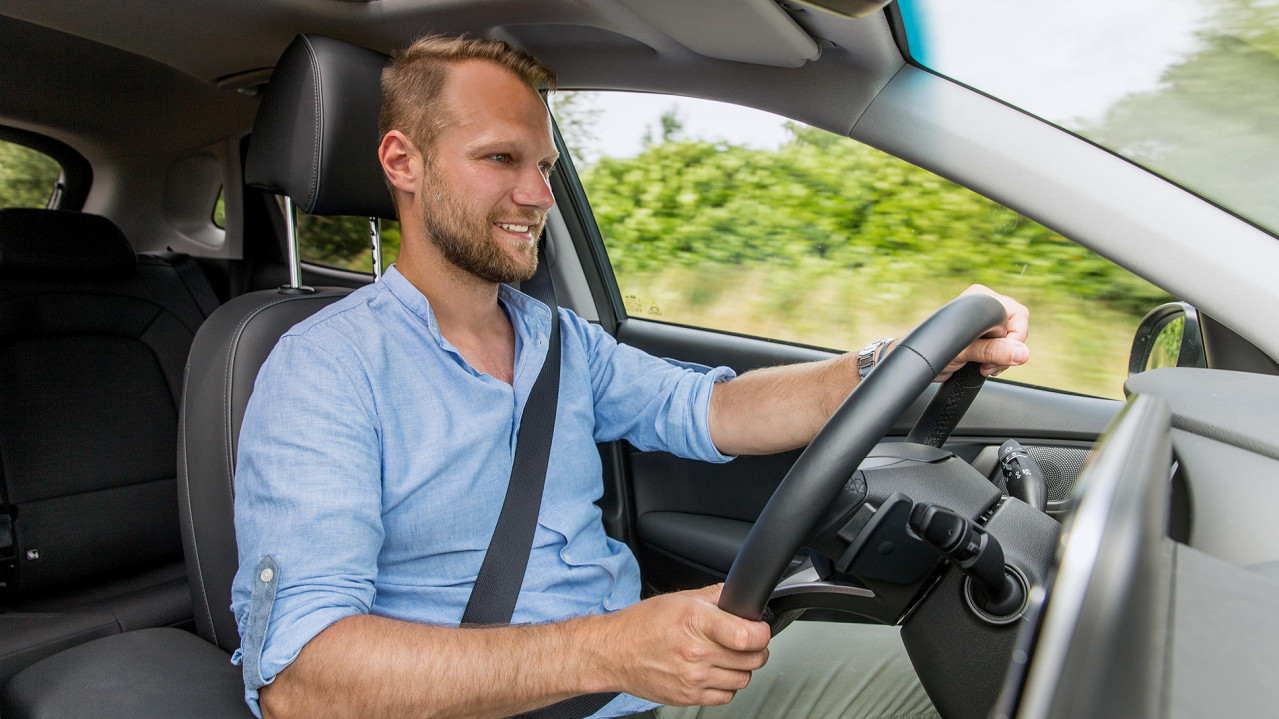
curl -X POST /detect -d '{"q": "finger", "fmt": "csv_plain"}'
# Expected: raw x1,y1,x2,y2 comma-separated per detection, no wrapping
701,611,771,653
1004,302,1030,344
704,667,755,693
962,337,1029,367
678,689,736,708
714,648,769,672
960,284,1028,343
694,583,725,605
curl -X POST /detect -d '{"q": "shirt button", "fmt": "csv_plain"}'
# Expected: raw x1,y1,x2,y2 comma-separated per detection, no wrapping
260,567,274,583
539,338,546,346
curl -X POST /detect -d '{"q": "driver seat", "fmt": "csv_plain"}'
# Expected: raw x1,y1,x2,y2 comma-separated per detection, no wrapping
0,34,394,718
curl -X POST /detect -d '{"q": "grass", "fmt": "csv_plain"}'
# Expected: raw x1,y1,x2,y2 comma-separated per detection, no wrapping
618,265,1143,400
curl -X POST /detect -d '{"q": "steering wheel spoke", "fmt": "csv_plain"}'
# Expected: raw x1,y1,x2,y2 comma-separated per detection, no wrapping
719,294,1010,621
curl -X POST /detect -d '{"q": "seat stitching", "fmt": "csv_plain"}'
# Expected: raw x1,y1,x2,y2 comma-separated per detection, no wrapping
180,363,218,645
303,36,322,210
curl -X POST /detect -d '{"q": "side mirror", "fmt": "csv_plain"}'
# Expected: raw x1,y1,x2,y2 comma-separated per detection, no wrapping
1128,302,1206,377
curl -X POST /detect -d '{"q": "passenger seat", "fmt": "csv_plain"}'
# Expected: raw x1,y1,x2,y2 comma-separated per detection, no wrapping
0,208,218,681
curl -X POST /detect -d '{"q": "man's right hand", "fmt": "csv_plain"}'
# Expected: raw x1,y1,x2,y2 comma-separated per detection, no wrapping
585,584,772,707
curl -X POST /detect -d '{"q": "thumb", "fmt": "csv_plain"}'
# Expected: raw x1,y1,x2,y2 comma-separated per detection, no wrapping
694,583,725,605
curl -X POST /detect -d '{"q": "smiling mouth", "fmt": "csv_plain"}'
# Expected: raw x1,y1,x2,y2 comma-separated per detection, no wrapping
494,221,541,241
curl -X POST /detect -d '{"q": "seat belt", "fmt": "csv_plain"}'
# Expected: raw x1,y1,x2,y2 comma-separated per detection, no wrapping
461,243,619,719
154,251,222,317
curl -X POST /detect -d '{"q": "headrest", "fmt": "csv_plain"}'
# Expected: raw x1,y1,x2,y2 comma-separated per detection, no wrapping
0,208,136,282
245,35,397,220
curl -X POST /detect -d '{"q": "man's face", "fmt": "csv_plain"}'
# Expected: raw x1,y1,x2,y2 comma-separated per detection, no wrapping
417,60,559,284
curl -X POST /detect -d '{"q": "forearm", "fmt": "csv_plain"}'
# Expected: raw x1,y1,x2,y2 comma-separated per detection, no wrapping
259,585,770,719
708,351,861,456
260,613,611,719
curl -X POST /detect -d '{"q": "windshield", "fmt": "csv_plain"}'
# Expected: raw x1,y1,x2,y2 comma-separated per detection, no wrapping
896,0,1279,239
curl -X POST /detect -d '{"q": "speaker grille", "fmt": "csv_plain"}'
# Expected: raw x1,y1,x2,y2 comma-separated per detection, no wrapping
1029,445,1094,503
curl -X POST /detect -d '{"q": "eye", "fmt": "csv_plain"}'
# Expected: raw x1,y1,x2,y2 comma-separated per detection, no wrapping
488,153,512,164
539,161,556,178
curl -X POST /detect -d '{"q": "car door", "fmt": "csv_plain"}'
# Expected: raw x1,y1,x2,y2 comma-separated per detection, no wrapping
548,91,1142,596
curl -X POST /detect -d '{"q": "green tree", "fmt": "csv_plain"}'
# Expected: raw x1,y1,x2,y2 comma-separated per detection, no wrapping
0,141,61,209
548,91,603,164
1084,0,1279,232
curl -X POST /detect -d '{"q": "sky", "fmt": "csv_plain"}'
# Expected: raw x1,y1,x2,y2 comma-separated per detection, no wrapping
558,0,1216,162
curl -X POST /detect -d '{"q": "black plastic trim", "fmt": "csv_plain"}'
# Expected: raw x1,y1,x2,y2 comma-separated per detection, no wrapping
548,116,619,333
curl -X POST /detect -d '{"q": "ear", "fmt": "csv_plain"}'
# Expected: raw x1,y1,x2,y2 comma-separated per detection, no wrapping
378,130,421,195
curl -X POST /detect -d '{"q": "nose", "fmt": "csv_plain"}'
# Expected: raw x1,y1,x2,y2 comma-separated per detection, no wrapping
512,165,555,211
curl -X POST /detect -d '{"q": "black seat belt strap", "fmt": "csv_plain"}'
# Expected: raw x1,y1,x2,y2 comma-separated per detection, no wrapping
461,244,618,719
155,251,222,317
461,256,561,626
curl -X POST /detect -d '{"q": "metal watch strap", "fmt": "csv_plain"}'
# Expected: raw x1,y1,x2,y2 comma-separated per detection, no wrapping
857,337,895,379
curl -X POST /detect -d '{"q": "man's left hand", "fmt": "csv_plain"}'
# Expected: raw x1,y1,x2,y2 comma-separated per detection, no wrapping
937,284,1030,381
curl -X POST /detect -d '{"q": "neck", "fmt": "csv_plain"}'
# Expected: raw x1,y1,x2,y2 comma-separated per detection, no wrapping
397,238,507,339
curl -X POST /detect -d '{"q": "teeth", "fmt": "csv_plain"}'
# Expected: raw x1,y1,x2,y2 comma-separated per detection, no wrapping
498,223,530,233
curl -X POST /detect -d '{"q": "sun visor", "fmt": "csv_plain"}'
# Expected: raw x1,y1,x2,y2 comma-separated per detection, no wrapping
614,0,820,68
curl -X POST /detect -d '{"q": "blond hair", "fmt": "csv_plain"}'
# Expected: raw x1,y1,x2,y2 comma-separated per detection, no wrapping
380,35,557,154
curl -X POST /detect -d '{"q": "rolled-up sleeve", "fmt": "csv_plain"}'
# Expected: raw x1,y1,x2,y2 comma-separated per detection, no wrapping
567,313,735,463
230,334,384,716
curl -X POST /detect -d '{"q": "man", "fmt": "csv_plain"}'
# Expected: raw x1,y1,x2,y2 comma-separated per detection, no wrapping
231,36,1029,719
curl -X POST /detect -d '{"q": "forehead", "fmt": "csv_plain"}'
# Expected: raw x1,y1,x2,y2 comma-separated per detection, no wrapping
437,60,554,148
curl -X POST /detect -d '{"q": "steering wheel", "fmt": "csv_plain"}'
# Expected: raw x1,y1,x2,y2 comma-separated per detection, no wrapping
718,294,1009,621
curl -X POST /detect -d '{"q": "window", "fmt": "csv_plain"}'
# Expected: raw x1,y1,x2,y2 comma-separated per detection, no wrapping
213,188,226,228
295,211,401,275
0,139,62,209
552,91,1173,399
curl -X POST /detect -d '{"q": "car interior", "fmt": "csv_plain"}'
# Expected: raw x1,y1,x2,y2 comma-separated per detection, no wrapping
1,1,1278,718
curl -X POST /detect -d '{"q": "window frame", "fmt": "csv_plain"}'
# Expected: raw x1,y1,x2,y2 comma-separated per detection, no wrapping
548,89,1174,400
0,126,92,211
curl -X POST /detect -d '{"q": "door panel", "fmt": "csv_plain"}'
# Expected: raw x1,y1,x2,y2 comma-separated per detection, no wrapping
613,317,1122,594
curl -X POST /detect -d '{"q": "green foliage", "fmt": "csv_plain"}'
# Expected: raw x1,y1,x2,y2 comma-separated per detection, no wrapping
549,91,603,164
582,124,1171,317
1084,0,1279,233
213,189,226,228
0,141,61,209
297,213,401,273
1148,316,1186,371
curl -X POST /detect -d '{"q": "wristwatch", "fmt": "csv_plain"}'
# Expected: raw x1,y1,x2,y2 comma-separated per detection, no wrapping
857,337,896,379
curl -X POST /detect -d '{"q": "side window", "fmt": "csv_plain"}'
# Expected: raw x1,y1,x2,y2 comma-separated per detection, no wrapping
295,212,401,275
0,139,62,209
552,91,1172,399
213,187,226,228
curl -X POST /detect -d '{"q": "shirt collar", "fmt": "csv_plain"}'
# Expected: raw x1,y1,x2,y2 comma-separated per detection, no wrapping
379,263,554,350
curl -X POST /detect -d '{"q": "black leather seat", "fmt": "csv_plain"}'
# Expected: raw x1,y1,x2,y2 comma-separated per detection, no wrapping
0,209,220,681
1,35,392,718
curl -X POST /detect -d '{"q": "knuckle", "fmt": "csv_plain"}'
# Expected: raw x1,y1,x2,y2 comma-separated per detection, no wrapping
680,643,709,664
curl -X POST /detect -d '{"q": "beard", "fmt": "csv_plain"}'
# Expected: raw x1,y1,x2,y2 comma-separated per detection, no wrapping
419,177,544,285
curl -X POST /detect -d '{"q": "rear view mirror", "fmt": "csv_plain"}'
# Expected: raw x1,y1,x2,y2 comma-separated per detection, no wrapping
1128,302,1206,377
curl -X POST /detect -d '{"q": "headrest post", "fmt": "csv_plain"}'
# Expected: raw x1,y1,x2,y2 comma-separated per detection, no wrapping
369,217,383,281
277,196,313,294
282,195,302,289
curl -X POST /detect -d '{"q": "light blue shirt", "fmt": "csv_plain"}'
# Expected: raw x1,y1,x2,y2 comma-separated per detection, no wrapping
231,265,734,718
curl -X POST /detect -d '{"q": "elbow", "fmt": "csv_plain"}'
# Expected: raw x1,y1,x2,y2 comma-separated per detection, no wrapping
258,677,295,719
